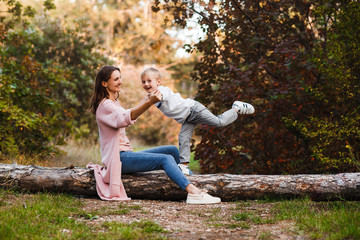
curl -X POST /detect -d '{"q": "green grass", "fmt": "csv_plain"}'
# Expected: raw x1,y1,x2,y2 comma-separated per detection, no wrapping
188,152,201,173
0,189,167,240
231,210,273,225
54,139,102,167
258,231,273,240
271,198,360,239
225,198,360,239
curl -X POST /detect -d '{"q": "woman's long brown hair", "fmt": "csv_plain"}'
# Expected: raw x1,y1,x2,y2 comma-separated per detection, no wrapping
89,65,121,114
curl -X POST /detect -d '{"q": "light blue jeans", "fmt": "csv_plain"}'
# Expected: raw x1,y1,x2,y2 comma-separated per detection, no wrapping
120,145,191,190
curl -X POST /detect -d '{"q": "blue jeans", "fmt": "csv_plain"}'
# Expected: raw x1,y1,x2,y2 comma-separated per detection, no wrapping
120,145,191,190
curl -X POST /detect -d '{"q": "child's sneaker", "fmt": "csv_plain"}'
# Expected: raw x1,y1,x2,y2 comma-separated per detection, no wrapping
186,190,221,204
178,163,193,175
232,101,255,114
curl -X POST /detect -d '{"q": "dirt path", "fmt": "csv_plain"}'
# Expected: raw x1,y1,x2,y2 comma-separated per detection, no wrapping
81,198,308,240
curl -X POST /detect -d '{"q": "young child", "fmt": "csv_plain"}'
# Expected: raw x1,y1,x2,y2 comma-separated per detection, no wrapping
140,67,255,175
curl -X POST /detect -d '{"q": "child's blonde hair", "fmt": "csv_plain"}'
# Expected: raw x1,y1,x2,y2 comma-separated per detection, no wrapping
140,67,161,80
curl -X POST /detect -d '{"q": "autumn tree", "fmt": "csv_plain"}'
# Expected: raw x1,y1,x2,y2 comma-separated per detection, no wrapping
44,0,180,65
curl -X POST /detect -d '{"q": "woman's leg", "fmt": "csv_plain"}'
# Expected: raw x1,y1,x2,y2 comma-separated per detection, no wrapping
121,148,221,204
120,150,191,190
140,145,193,175
137,145,180,164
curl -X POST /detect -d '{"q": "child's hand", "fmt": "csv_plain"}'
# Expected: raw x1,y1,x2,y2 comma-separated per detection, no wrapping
147,90,162,104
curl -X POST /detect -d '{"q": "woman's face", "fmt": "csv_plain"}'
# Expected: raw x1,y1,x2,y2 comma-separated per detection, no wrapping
102,70,122,94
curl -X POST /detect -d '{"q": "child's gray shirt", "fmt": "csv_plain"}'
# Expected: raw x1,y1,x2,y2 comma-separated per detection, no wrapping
155,85,195,124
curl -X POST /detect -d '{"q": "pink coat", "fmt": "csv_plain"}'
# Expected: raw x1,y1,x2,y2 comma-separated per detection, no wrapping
87,98,136,201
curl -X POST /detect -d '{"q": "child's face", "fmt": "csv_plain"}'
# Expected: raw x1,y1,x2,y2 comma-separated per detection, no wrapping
141,71,161,93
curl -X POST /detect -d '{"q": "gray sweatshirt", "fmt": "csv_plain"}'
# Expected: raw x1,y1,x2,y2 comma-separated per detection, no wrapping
155,85,195,124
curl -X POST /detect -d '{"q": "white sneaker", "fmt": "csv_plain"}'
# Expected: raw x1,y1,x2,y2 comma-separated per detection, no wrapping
178,164,192,175
186,191,221,204
232,101,255,114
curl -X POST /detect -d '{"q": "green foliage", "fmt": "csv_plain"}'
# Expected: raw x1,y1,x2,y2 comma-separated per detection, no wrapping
29,15,110,135
0,0,109,160
155,0,360,174
0,26,73,158
284,1,360,172
43,0,55,10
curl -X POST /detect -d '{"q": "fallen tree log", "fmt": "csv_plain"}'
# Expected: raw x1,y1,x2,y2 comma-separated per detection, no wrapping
1,163,359,201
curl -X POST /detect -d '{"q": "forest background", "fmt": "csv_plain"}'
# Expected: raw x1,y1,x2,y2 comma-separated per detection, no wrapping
0,0,359,175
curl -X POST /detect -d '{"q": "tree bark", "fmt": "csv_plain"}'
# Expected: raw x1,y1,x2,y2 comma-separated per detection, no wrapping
1,163,359,201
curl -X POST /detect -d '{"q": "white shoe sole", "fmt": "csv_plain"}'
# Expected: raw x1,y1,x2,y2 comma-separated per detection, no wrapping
186,199,221,204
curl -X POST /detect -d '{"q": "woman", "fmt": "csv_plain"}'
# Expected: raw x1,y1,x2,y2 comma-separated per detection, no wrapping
88,65,220,204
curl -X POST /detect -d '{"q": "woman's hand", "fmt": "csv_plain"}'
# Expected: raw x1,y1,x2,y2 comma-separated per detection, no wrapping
130,90,162,120
147,90,162,104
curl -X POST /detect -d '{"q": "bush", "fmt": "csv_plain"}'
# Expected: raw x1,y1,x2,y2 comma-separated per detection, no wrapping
0,1,109,159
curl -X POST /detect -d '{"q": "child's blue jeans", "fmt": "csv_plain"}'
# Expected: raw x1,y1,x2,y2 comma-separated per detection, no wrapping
120,145,191,190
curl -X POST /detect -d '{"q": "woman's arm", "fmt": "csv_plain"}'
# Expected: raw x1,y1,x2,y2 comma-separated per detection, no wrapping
130,90,162,120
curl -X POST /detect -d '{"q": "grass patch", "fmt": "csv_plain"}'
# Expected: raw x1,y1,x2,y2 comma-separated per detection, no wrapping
227,222,251,229
188,152,201,173
101,203,143,216
258,231,273,240
101,220,167,239
271,198,360,239
232,211,251,221
231,211,272,225
54,139,102,167
0,189,167,240
229,198,360,238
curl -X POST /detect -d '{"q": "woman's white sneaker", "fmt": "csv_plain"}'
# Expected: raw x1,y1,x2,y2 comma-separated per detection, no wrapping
186,191,221,204
232,101,255,114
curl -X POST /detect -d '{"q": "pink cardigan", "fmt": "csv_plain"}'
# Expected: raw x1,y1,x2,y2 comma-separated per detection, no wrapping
87,99,136,201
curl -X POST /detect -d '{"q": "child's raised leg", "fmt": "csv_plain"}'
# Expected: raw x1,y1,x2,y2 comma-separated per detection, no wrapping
177,101,254,174
187,102,239,127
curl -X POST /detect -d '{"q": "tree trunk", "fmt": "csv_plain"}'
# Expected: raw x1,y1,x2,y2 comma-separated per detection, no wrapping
1,164,359,201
